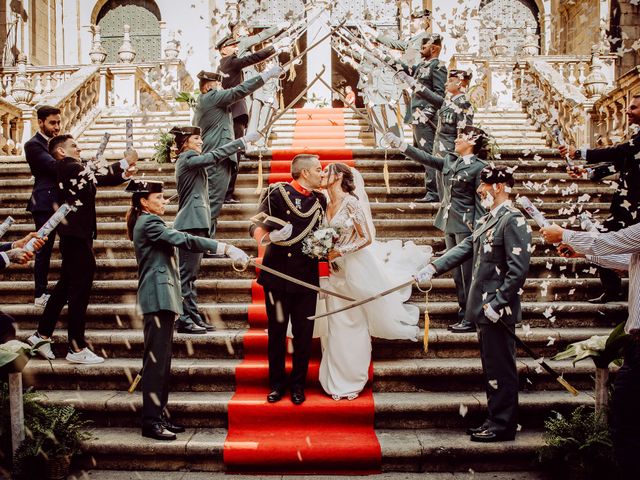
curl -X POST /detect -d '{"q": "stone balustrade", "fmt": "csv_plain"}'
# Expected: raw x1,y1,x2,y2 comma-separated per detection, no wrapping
0,98,30,155
0,66,80,103
591,65,640,146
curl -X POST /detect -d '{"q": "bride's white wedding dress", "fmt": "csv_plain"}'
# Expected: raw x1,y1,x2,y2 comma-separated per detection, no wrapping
317,171,431,400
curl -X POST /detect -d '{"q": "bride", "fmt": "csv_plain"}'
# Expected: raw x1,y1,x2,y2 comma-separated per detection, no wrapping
317,162,431,400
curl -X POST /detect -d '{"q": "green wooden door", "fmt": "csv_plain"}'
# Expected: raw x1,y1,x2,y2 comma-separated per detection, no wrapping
98,2,161,63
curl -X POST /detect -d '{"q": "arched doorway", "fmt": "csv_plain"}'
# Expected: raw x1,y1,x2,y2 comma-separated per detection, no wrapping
95,0,161,63
479,0,539,57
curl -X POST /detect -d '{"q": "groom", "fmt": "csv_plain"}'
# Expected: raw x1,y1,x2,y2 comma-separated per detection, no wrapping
249,154,326,405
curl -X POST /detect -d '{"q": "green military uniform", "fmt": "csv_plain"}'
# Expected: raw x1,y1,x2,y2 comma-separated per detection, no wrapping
194,74,265,238
174,137,245,330
401,143,486,323
432,171,531,439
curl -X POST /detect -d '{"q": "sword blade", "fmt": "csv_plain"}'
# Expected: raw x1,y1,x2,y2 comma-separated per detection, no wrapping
308,278,415,320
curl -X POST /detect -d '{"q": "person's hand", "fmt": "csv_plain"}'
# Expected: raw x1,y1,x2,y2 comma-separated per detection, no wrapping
327,250,341,262
483,304,500,323
540,224,565,244
566,165,586,179
557,243,584,258
7,248,34,264
396,71,417,88
269,223,293,243
558,145,577,159
124,148,138,166
13,232,46,251
242,131,261,148
414,264,436,283
224,244,249,265
260,66,284,82
382,132,407,151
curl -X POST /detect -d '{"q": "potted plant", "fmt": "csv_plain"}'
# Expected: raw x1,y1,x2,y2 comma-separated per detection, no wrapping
12,404,92,480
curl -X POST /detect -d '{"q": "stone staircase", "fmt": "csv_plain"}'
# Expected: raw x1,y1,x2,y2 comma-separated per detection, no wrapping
0,107,626,474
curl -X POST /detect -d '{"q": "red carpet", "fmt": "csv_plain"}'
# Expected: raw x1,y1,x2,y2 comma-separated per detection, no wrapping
224,108,382,473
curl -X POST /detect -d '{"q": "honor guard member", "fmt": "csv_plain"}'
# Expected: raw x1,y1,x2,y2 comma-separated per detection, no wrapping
126,179,248,441
370,8,431,66
249,154,327,406
384,125,488,332
194,66,282,239
386,33,447,203
416,165,532,443
218,34,290,203
168,125,259,334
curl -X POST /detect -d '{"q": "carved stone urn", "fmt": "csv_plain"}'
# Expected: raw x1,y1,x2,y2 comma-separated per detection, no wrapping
520,25,539,56
583,45,608,98
11,54,34,105
89,25,107,64
164,32,180,60
118,24,136,63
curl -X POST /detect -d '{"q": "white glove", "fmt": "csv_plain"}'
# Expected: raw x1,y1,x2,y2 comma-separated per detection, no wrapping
269,223,293,243
414,264,436,284
483,304,501,323
352,44,364,55
396,71,417,88
360,24,377,37
260,66,284,82
242,131,261,147
223,243,249,265
274,37,292,54
277,21,289,30
382,132,407,151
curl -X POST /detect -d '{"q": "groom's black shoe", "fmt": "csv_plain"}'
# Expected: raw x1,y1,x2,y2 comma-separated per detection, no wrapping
267,389,285,403
291,388,305,405
470,429,516,443
449,321,476,333
466,422,490,435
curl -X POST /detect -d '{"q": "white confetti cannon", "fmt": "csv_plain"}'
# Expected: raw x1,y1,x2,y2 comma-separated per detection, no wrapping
25,204,75,252
516,196,549,227
125,119,134,151
0,216,15,240
551,126,575,168
95,132,111,160
579,212,598,233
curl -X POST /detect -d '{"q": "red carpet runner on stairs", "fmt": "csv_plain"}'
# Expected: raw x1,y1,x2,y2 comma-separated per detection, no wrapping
223,109,381,473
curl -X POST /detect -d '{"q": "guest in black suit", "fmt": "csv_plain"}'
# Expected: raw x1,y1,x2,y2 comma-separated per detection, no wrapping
29,134,137,364
249,155,326,405
24,105,62,307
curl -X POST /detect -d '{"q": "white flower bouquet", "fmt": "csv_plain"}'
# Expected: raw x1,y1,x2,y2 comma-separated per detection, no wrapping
302,226,341,260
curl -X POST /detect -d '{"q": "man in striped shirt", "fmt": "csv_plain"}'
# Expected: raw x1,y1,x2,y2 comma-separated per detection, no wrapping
541,222,637,479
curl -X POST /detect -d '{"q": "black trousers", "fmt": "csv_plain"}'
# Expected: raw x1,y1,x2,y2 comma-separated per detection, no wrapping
444,232,473,322
225,118,247,200
0,311,16,343
32,210,57,298
142,310,176,426
264,288,317,391
611,340,640,479
38,235,95,349
477,322,518,434
413,121,439,200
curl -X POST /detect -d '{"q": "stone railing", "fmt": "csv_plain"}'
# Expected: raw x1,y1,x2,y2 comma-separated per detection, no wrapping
0,65,80,103
591,65,640,145
138,60,194,106
0,98,29,155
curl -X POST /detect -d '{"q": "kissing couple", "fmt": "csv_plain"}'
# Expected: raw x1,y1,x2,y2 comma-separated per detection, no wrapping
249,154,431,405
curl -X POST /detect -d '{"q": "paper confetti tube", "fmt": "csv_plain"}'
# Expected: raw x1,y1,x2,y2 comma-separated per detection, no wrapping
0,216,15,240
25,204,74,252
579,212,598,232
95,132,111,160
517,196,550,228
125,119,134,150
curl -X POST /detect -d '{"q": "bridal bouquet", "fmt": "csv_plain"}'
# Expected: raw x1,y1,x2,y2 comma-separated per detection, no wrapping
302,226,341,260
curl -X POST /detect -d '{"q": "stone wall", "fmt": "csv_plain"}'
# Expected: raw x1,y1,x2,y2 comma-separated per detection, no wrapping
30,0,56,65
551,0,600,55
611,0,640,78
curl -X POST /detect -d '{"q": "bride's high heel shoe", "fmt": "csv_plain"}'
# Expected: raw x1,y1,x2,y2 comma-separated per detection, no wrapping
331,394,341,401
347,393,358,401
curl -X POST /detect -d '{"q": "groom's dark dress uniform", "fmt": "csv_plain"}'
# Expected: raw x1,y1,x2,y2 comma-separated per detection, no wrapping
249,180,326,402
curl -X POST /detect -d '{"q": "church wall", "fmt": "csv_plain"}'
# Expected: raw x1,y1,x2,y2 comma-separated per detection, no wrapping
550,0,600,55
29,0,56,65
611,0,640,78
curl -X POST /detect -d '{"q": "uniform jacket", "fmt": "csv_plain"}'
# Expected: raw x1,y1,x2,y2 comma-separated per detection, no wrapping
174,139,245,231
432,203,532,325
56,157,126,239
133,213,220,315
403,145,486,233
392,57,447,125
194,75,265,160
220,46,276,121
586,130,640,230
249,183,327,293
416,90,474,149
0,242,12,270
25,132,61,213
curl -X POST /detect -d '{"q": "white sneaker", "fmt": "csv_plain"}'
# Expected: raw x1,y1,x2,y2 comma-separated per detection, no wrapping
66,348,104,365
27,333,55,360
34,294,50,308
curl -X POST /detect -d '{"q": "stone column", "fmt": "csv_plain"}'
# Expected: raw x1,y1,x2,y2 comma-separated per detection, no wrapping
109,65,139,109
305,0,332,107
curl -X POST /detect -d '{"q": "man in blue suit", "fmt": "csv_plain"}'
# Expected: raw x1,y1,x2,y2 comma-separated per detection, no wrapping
25,105,61,307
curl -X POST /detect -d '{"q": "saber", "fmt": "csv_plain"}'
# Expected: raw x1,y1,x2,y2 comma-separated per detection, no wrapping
495,316,579,396
308,278,415,320
236,257,355,302
281,20,346,70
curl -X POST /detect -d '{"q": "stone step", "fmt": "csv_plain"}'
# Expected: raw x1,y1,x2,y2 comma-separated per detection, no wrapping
21,357,594,392
9,301,625,330
40,389,590,430
73,427,545,473
15,327,610,360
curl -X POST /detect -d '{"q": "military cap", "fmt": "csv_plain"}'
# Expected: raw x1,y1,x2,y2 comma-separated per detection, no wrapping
169,126,200,137
449,69,472,81
411,8,431,19
216,35,240,50
197,70,223,82
422,33,442,46
480,165,514,187
125,179,164,194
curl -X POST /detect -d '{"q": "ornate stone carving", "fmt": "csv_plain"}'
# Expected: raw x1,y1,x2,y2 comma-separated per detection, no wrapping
164,32,180,59
520,23,539,56
89,25,107,64
11,54,34,105
118,25,136,64
583,45,608,98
